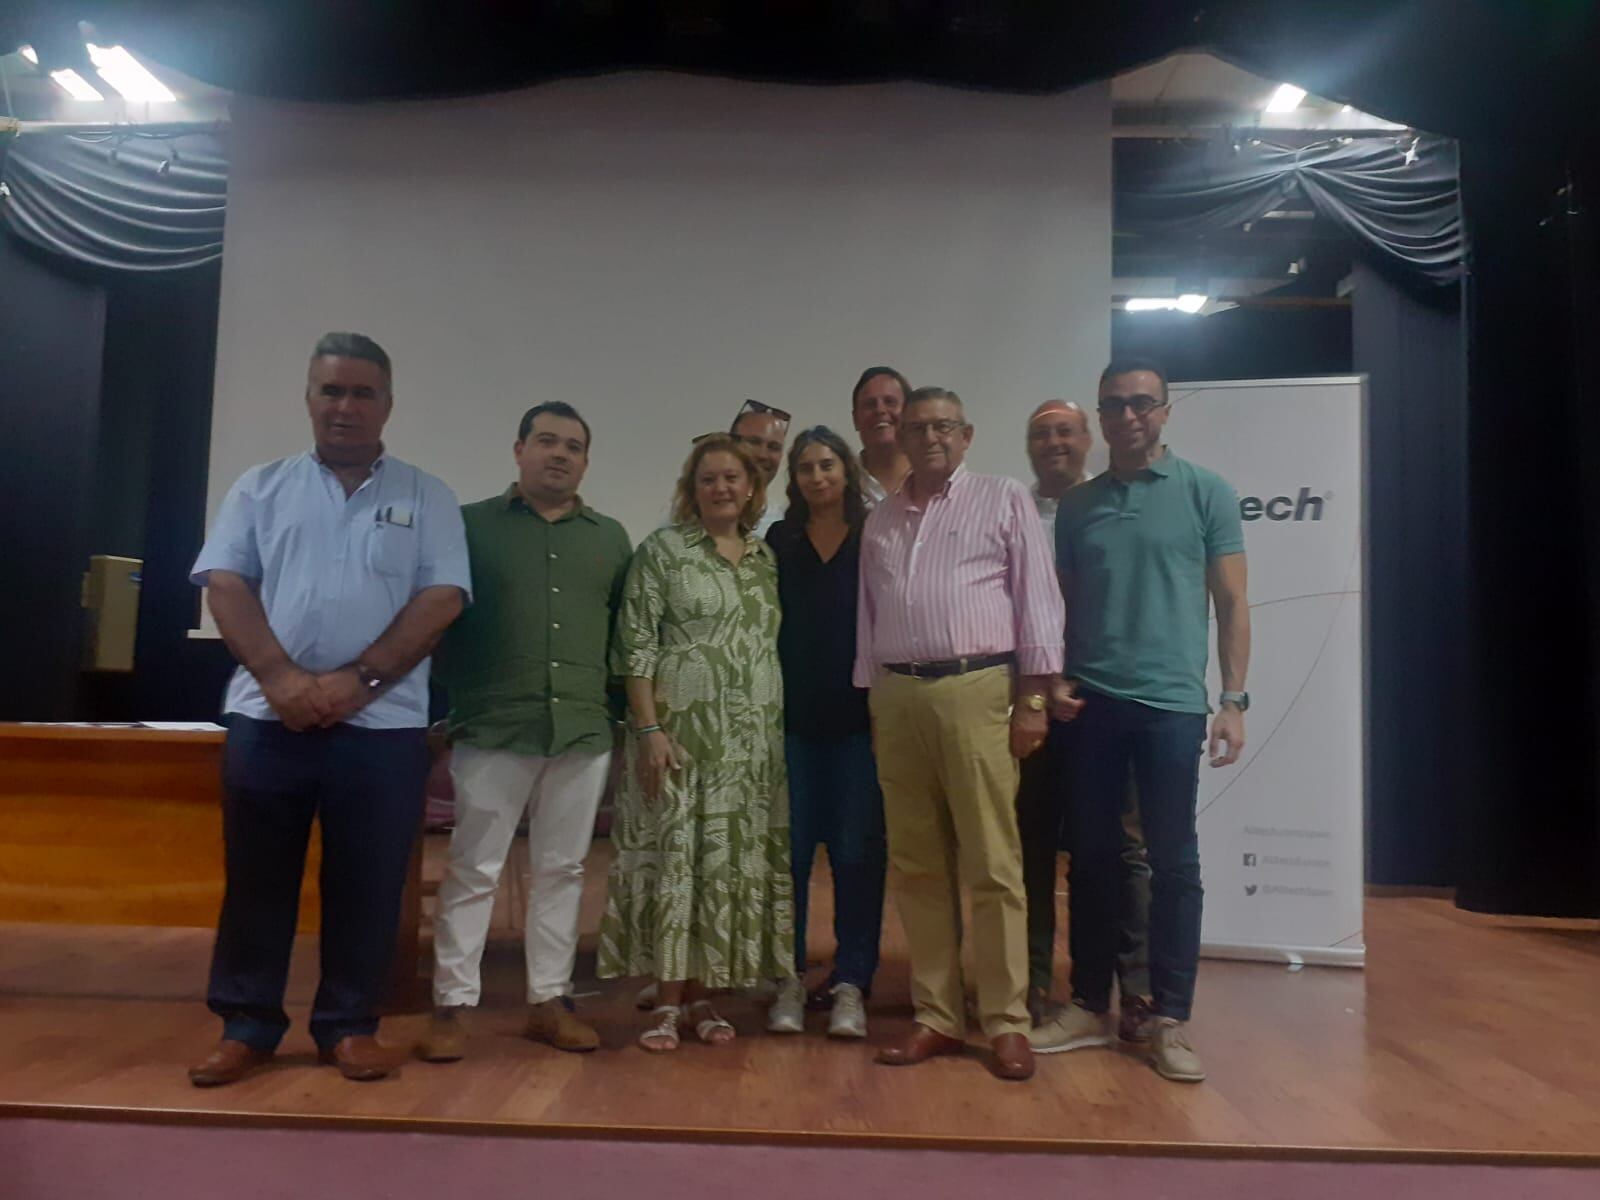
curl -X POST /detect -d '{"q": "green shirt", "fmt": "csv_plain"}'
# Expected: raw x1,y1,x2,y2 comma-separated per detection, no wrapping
437,487,633,756
1056,449,1244,714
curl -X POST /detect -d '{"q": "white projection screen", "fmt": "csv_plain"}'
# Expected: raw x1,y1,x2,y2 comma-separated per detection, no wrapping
204,73,1111,554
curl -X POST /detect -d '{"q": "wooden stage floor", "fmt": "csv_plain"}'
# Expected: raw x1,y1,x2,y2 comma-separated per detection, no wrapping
2,841,1597,1163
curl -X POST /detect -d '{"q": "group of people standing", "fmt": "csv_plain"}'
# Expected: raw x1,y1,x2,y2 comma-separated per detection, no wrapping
186,332,1250,1091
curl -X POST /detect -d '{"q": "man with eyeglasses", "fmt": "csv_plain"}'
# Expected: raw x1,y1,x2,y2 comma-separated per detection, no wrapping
730,399,792,536
1030,358,1251,1085
855,386,1063,1082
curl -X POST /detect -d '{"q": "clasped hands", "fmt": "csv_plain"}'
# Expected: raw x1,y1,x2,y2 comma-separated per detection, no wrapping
1010,677,1086,759
260,663,372,732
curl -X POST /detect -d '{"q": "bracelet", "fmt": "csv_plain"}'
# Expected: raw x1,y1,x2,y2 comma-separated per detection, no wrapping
633,724,662,735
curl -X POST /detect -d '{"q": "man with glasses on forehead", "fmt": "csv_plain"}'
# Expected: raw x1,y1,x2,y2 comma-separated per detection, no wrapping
855,386,1063,1082
1032,358,1251,1084
730,399,791,536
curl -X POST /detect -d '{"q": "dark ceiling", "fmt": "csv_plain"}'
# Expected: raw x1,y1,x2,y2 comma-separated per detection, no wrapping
2,1,1593,144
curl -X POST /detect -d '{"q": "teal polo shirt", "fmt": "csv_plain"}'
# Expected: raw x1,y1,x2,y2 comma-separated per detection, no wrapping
1056,449,1244,714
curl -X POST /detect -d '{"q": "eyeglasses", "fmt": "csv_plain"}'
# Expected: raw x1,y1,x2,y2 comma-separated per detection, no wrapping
902,419,966,438
1096,396,1166,418
737,398,792,423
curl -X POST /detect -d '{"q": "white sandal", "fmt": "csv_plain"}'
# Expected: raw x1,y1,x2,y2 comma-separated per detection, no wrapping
687,1000,736,1045
638,1005,682,1052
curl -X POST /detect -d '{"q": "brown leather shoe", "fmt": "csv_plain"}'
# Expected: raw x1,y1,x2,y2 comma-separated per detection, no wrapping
990,1032,1035,1081
318,1035,395,1081
417,1007,468,1063
525,998,600,1052
874,1023,965,1067
188,1039,274,1087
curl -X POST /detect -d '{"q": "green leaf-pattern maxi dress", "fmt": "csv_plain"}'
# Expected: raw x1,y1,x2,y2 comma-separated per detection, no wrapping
599,523,796,989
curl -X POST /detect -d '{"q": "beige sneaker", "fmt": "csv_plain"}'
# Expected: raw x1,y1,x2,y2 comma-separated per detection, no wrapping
417,1006,468,1062
1027,1002,1112,1054
526,997,600,1053
1149,1017,1205,1082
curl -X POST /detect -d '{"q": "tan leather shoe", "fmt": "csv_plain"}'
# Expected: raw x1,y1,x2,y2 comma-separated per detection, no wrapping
990,1032,1035,1081
188,1039,274,1088
526,997,600,1052
873,1023,965,1067
318,1035,395,1081
417,1007,468,1062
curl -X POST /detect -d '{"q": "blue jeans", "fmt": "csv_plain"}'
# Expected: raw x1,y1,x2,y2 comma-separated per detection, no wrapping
208,716,428,1051
1062,692,1205,1021
785,732,887,991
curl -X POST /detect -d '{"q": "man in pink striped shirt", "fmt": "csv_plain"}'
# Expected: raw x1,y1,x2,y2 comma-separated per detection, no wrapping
854,386,1064,1082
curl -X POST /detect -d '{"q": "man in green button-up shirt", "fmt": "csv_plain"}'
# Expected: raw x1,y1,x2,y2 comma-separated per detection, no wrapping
421,402,632,1060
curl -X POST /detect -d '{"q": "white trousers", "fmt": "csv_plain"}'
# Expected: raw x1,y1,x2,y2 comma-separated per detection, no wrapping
432,743,611,1007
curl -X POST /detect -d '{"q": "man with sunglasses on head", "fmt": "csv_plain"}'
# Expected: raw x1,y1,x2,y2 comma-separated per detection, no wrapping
1031,358,1251,1085
730,399,792,536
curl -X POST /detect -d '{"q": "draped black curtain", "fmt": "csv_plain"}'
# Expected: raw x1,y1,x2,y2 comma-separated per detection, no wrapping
0,130,226,270
1119,135,1462,283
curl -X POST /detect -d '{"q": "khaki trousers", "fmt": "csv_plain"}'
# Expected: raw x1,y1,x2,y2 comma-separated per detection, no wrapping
869,666,1030,1038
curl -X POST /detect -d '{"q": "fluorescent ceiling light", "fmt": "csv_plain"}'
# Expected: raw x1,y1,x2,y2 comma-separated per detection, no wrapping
1265,83,1307,113
50,69,105,102
19,44,38,64
1126,294,1209,314
87,43,176,103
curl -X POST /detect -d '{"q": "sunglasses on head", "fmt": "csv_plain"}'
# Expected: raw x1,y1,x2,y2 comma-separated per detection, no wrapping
737,398,792,423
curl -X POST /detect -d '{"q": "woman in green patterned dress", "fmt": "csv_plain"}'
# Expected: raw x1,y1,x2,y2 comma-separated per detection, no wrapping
600,434,795,1051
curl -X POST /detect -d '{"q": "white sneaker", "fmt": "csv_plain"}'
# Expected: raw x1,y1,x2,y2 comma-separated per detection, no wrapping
1027,1002,1112,1054
826,984,868,1039
767,977,805,1033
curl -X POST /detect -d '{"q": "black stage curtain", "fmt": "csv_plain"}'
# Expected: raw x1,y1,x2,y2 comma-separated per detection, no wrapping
1118,136,1461,283
0,235,107,721
1351,263,1466,889
0,131,226,271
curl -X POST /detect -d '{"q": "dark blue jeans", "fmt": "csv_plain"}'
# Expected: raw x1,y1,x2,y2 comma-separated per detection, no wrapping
208,716,428,1051
785,731,887,991
1062,692,1205,1021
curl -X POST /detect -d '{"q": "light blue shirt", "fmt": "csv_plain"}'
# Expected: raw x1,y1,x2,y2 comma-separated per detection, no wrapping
191,450,472,729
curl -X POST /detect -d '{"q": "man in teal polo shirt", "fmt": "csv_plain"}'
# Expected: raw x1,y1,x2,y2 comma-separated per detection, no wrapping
419,401,631,1060
1030,358,1251,1084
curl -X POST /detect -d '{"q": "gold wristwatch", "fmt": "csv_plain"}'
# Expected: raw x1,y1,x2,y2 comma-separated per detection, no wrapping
1021,693,1047,712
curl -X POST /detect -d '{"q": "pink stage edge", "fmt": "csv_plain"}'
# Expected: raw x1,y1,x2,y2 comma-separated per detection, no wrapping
6,1119,1597,1200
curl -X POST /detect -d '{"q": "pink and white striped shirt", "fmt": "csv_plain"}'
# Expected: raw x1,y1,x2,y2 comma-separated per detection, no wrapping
853,467,1065,686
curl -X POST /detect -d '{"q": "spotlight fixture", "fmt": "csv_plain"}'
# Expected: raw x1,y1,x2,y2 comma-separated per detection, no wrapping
87,44,176,103
1264,83,1307,113
50,68,105,101
20,43,107,101
1125,295,1209,315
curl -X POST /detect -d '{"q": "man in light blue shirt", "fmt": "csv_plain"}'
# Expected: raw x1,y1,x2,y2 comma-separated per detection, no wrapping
186,332,470,1087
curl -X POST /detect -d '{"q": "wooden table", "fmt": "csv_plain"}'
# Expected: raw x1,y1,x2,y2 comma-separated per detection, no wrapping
0,723,424,1007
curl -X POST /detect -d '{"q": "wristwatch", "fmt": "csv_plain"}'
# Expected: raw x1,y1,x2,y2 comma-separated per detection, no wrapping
1021,693,1047,712
1219,691,1250,711
356,663,388,693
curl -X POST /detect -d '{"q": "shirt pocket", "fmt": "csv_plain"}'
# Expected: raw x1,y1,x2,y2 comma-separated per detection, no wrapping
367,520,420,579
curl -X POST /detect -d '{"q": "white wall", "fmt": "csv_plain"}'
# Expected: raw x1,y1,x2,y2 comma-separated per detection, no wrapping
207,73,1111,541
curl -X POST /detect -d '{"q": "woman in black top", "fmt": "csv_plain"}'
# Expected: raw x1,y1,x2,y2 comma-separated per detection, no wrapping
765,427,886,1039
